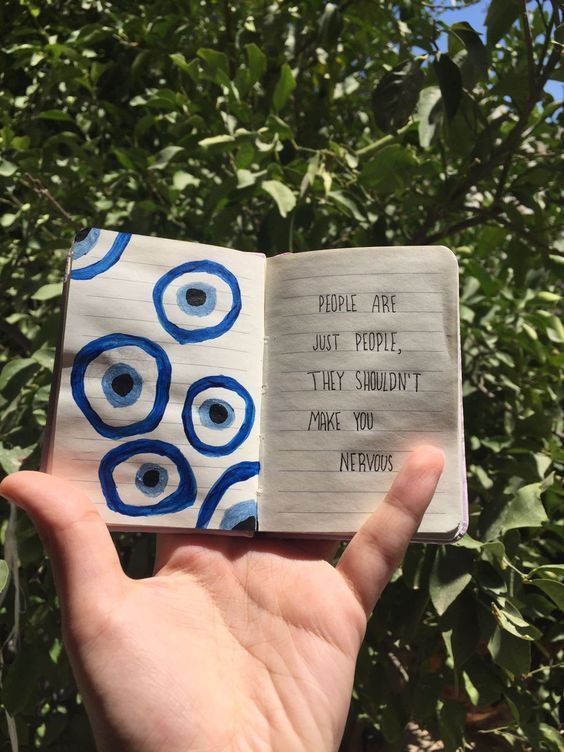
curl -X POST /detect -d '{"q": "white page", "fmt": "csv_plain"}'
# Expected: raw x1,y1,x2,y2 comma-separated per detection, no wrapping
48,230,265,532
259,246,466,539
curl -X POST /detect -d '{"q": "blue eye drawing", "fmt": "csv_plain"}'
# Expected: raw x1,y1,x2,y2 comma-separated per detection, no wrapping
198,398,235,430
153,260,241,343
72,227,100,259
71,229,132,280
135,463,169,497
177,282,216,317
101,363,143,407
196,461,260,529
71,333,170,439
219,500,258,531
99,439,196,516
182,375,255,456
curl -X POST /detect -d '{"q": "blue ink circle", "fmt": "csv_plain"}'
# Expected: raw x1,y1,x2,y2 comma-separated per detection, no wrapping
182,375,255,456
72,228,101,259
99,439,196,516
220,500,258,530
101,362,143,407
71,231,132,280
196,461,260,528
153,260,241,343
71,333,171,439
135,462,169,497
176,282,217,317
198,398,235,430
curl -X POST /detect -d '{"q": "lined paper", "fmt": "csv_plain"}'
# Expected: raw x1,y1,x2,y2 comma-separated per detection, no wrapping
50,232,265,531
259,246,466,538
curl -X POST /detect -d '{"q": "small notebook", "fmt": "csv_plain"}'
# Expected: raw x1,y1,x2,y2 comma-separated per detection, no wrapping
43,229,468,542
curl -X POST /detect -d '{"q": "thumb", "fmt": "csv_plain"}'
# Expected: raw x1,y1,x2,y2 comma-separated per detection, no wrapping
0,471,126,629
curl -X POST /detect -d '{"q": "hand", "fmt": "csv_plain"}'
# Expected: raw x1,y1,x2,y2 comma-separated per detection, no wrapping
1,446,443,752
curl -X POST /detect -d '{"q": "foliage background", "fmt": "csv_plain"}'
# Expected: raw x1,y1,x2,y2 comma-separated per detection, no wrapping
0,0,562,749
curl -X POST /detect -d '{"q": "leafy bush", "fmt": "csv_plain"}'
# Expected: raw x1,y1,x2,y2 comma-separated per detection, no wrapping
1,0,562,749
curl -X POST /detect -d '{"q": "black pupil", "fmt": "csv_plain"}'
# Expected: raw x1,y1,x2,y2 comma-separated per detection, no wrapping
74,227,91,242
142,470,160,488
186,287,206,306
209,403,228,424
111,372,134,397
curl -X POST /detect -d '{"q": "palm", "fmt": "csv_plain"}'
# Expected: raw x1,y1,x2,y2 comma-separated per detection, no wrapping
87,538,362,751
1,447,443,752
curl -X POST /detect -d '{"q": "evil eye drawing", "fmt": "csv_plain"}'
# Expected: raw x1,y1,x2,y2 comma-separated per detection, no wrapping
71,229,132,280
153,260,241,343
71,333,170,439
99,439,196,516
196,461,260,528
182,375,255,456
101,363,143,407
72,227,100,259
220,500,258,531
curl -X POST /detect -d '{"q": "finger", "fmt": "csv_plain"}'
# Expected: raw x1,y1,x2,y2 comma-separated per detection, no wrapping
337,445,444,617
0,471,126,618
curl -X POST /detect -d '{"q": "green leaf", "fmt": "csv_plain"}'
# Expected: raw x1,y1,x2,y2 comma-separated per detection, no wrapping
245,43,266,84
273,63,296,112
488,625,531,675
0,444,32,474
449,22,489,79
0,160,17,177
31,282,63,300
0,358,38,393
492,602,542,640
529,579,564,611
0,560,9,593
38,109,74,122
198,134,236,151
503,483,548,532
417,86,443,148
359,144,417,193
485,0,520,47
318,3,344,47
429,547,473,615
31,347,55,370
433,54,462,120
261,180,296,217
529,564,564,578
150,145,184,170
197,48,229,75
371,59,424,133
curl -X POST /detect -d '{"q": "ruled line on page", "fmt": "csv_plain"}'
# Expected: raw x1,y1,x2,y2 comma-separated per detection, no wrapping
276,388,446,394
273,310,444,318
100,272,255,285
273,349,446,355
278,273,444,281
281,368,446,374
278,291,445,299
74,335,253,353
273,469,400,474
270,408,444,413
80,313,253,331
275,448,408,452
274,329,445,336
271,428,450,433
85,293,252,316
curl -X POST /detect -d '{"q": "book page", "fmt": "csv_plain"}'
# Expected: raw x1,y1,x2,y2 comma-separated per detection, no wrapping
48,230,265,533
260,246,466,539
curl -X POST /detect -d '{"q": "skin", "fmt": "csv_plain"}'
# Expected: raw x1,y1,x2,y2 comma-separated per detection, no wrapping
0,445,443,752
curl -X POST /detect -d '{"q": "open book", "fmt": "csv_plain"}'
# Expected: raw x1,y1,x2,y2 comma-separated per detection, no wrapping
43,229,467,542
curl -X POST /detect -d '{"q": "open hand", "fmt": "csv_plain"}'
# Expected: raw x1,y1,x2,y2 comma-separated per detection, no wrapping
0,445,443,752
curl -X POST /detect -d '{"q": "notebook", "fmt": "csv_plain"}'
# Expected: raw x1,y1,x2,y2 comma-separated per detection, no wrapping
42,229,468,542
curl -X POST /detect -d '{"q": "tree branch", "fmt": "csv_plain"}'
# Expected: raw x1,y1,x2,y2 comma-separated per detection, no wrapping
520,0,537,95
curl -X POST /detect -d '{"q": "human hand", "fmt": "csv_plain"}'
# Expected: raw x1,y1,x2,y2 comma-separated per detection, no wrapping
0,445,443,752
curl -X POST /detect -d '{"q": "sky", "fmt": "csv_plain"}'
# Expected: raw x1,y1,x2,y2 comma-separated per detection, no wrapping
435,0,562,100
